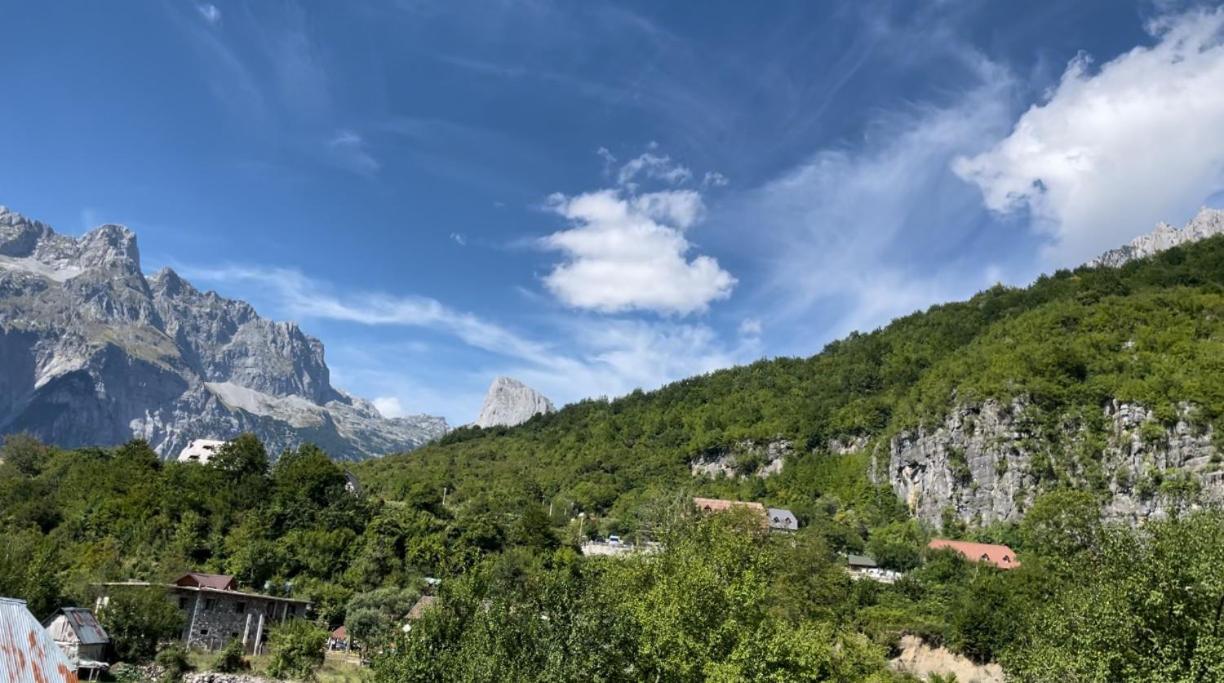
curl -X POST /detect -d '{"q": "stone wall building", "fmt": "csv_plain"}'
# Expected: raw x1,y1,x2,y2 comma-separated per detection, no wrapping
98,573,309,654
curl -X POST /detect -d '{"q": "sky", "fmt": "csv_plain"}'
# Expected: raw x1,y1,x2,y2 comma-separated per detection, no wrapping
3,1,1224,424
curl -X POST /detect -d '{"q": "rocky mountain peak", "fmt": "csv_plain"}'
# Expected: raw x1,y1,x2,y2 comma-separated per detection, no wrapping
77,224,142,275
474,376,555,428
149,267,197,298
0,203,447,460
1089,207,1224,268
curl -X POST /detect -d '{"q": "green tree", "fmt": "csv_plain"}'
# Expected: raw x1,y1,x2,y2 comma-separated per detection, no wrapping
866,520,925,571
100,588,185,662
1019,489,1102,563
266,619,328,681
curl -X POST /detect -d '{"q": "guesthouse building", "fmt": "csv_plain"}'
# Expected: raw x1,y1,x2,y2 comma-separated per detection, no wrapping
97,572,310,654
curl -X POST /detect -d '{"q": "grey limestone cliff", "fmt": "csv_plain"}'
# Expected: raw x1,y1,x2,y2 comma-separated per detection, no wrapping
887,399,1220,529
0,205,446,460
474,376,554,428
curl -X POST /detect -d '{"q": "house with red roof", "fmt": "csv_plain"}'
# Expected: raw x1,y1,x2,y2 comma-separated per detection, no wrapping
927,539,1020,570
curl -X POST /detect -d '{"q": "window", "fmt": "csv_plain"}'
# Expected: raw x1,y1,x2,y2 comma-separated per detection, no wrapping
235,602,246,614
204,598,216,611
178,597,190,609
200,629,209,636
230,632,239,639
288,606,296,616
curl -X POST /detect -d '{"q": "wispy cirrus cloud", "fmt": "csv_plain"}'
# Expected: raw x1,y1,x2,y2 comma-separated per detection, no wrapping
180,263,755,419
729,55,1025,350
196,3,221,26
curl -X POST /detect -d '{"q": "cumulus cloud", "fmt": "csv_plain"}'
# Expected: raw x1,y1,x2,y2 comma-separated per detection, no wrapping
541,188,735,315
703,171,730,188
954,9,1224,265
616,151,692,188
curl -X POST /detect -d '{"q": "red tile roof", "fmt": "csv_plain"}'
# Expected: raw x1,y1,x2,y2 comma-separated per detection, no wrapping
693,497,766,514
331,626,347,640
927,539,1020,570
173,573,237,591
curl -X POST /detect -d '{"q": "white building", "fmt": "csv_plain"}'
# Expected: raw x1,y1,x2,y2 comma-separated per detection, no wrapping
176,439,227,465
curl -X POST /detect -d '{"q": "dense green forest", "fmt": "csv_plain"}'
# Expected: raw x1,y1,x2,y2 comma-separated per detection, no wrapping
357,234,1224,534
2,236,1223,681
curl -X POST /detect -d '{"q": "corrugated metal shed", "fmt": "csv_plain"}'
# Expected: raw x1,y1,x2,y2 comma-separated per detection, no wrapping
0,597,79,683
42,609,109,647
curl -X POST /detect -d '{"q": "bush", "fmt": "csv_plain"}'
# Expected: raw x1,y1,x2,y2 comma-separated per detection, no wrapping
266,619,327,681
214,638,247,673
154,645,193,683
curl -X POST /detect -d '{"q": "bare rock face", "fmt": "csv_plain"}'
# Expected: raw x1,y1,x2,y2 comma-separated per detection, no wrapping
0,205,447,460
474,377,554,428
888,399,1219,529
1089,208,1224,268
690,440,793,478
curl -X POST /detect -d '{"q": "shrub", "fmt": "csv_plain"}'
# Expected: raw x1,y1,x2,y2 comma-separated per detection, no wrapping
214,638,247,673
154,644,193,683
266,619,327,681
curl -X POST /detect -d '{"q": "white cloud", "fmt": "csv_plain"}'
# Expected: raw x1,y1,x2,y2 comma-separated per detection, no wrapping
180,263,753,420
196,3,221,25
703,171,730,188
954,8,1224,265
328,129,381,176
616,151,692,188
450,232,467,246
372,396,404,418
541,188,735,315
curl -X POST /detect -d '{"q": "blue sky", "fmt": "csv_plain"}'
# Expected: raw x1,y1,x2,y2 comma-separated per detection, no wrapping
3,1,1224,424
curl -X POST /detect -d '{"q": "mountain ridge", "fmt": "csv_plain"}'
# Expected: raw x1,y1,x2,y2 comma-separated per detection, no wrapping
0,205,446,460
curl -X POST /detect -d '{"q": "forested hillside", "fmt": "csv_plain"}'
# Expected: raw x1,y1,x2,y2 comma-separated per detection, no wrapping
357,234,1224,533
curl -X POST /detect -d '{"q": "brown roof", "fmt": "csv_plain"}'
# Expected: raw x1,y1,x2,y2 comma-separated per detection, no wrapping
0,597,79,683
927,539,1020,570
331,626,347,640
406,595,438,620
693,497,766,514
174,573,237,591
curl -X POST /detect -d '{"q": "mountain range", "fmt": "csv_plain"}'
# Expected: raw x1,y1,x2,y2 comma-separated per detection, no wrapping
0,206,446,460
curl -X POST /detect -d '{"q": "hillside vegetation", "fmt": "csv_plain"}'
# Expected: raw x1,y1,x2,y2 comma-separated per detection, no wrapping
357,235,1224,533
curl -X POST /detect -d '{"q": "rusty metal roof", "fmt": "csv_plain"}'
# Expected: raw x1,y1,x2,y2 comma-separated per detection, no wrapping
0,597,79,683
42,609,109,647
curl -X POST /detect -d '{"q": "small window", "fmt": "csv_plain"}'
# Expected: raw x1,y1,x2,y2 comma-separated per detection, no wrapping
178,597,190,609
230,632,239,639
200,629,209,636
235,602,246,613
204,598,216,610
